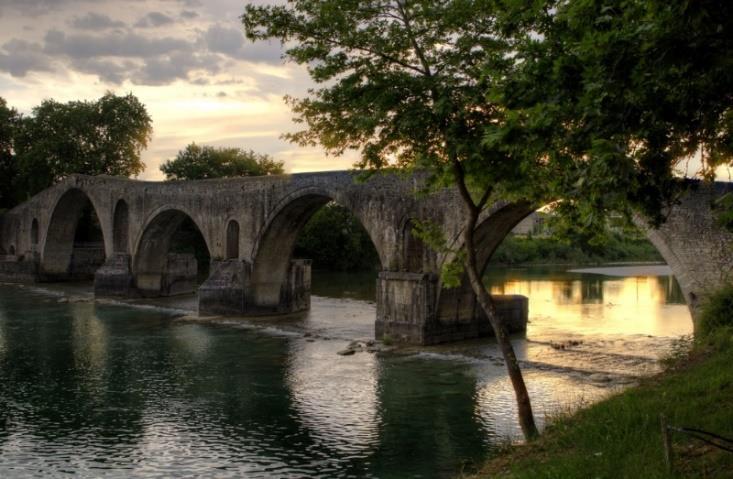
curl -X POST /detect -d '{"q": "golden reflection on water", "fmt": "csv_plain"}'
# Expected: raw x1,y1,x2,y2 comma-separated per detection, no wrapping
71,303,109,374
475,270,692,438
491,275,692,337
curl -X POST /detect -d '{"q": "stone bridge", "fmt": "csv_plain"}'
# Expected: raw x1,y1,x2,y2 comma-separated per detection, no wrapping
0,171,731,344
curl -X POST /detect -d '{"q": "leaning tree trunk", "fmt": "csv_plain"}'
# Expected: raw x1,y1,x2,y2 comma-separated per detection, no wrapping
453,163,539,441
463,231,539,440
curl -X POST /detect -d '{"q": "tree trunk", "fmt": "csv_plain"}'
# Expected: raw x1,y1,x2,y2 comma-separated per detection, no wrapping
456,182,539,440
464,247,539,440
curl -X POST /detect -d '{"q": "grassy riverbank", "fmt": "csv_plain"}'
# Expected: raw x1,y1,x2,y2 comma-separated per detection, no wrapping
470,288,733,479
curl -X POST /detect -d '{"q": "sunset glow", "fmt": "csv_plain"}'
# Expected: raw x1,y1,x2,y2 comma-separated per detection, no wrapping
0,0,353,179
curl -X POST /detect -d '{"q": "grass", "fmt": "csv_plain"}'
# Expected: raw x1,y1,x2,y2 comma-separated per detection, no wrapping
468,288,733,479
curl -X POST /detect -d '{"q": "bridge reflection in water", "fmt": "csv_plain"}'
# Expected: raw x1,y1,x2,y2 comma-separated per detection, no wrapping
487,267,690,337
0,264,692,477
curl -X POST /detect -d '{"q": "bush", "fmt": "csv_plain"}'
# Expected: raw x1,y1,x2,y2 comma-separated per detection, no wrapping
698,283,733,338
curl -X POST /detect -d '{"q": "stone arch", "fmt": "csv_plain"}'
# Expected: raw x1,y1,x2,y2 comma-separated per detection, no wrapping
113,199,130,254
434,195,722,330
433,202,536,331
133,208,211,297
251,188,386,309
31,218,39,248
226,220,239,259
41,188,107,280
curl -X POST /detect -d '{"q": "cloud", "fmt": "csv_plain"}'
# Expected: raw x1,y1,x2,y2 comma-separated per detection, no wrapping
135,11,175,28
180,10,198,19
204,24,282,64
69,12,125,30
132,51,222,85
37,26,231,85
0,0,85,17
0,39,53,77
44,29,192,58
70,57,135,84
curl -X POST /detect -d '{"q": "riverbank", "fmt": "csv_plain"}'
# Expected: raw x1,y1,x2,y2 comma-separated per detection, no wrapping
469,330,733,478
490,234,662,266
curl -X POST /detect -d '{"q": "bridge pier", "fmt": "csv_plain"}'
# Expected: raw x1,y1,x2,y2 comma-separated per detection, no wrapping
134,253,199,297
0,252,39,283
199,259,250,315
94,253,134,297
94,253,199,298
375,271,528,345
199,259,312,316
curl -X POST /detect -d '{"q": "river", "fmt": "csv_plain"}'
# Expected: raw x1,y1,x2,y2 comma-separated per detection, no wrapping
0,265,691,478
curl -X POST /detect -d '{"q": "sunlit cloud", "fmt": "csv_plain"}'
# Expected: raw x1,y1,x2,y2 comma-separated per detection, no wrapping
0,0,352,180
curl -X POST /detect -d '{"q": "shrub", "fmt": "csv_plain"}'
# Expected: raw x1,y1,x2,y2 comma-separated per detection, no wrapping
698,283,733,338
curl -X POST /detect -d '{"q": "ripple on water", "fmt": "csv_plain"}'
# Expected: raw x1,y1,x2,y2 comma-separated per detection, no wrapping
0,269,692,478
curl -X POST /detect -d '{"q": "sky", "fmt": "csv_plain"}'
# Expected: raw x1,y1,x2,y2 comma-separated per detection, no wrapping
0,0,729,182
0,0,356,180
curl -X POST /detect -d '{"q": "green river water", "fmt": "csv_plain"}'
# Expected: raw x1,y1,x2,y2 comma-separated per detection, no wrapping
0,266,690,478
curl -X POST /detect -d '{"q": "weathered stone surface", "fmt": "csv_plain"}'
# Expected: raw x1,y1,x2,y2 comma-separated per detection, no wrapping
199,259,250,315
634,182,733,321
0,255,39,283
0,172,731,344
375,271,527,345
69,246,105,280
94,253,134,297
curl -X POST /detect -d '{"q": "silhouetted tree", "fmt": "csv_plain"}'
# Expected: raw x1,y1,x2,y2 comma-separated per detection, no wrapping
0,98,19,210
12,92,152,202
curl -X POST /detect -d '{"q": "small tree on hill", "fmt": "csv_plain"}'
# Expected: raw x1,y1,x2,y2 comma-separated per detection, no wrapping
0,98,20,210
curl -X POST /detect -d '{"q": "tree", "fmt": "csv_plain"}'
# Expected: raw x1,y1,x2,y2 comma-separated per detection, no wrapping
0,98,19,210
242,0,733,441
160,143,284,180
243,0,542,439
490,0,733,231
11,92,152,203
294,202,380,271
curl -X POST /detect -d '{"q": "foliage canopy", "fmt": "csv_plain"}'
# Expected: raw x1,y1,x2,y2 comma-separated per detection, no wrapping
492,0,733,227
0,92,152,208
160,143,284,180
242,0,733,441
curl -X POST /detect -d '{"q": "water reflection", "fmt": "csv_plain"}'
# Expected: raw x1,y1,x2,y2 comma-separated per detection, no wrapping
372,355,490,478
0,266,693,478
287,339,379,454
71,303,109,377
487,267,691,337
